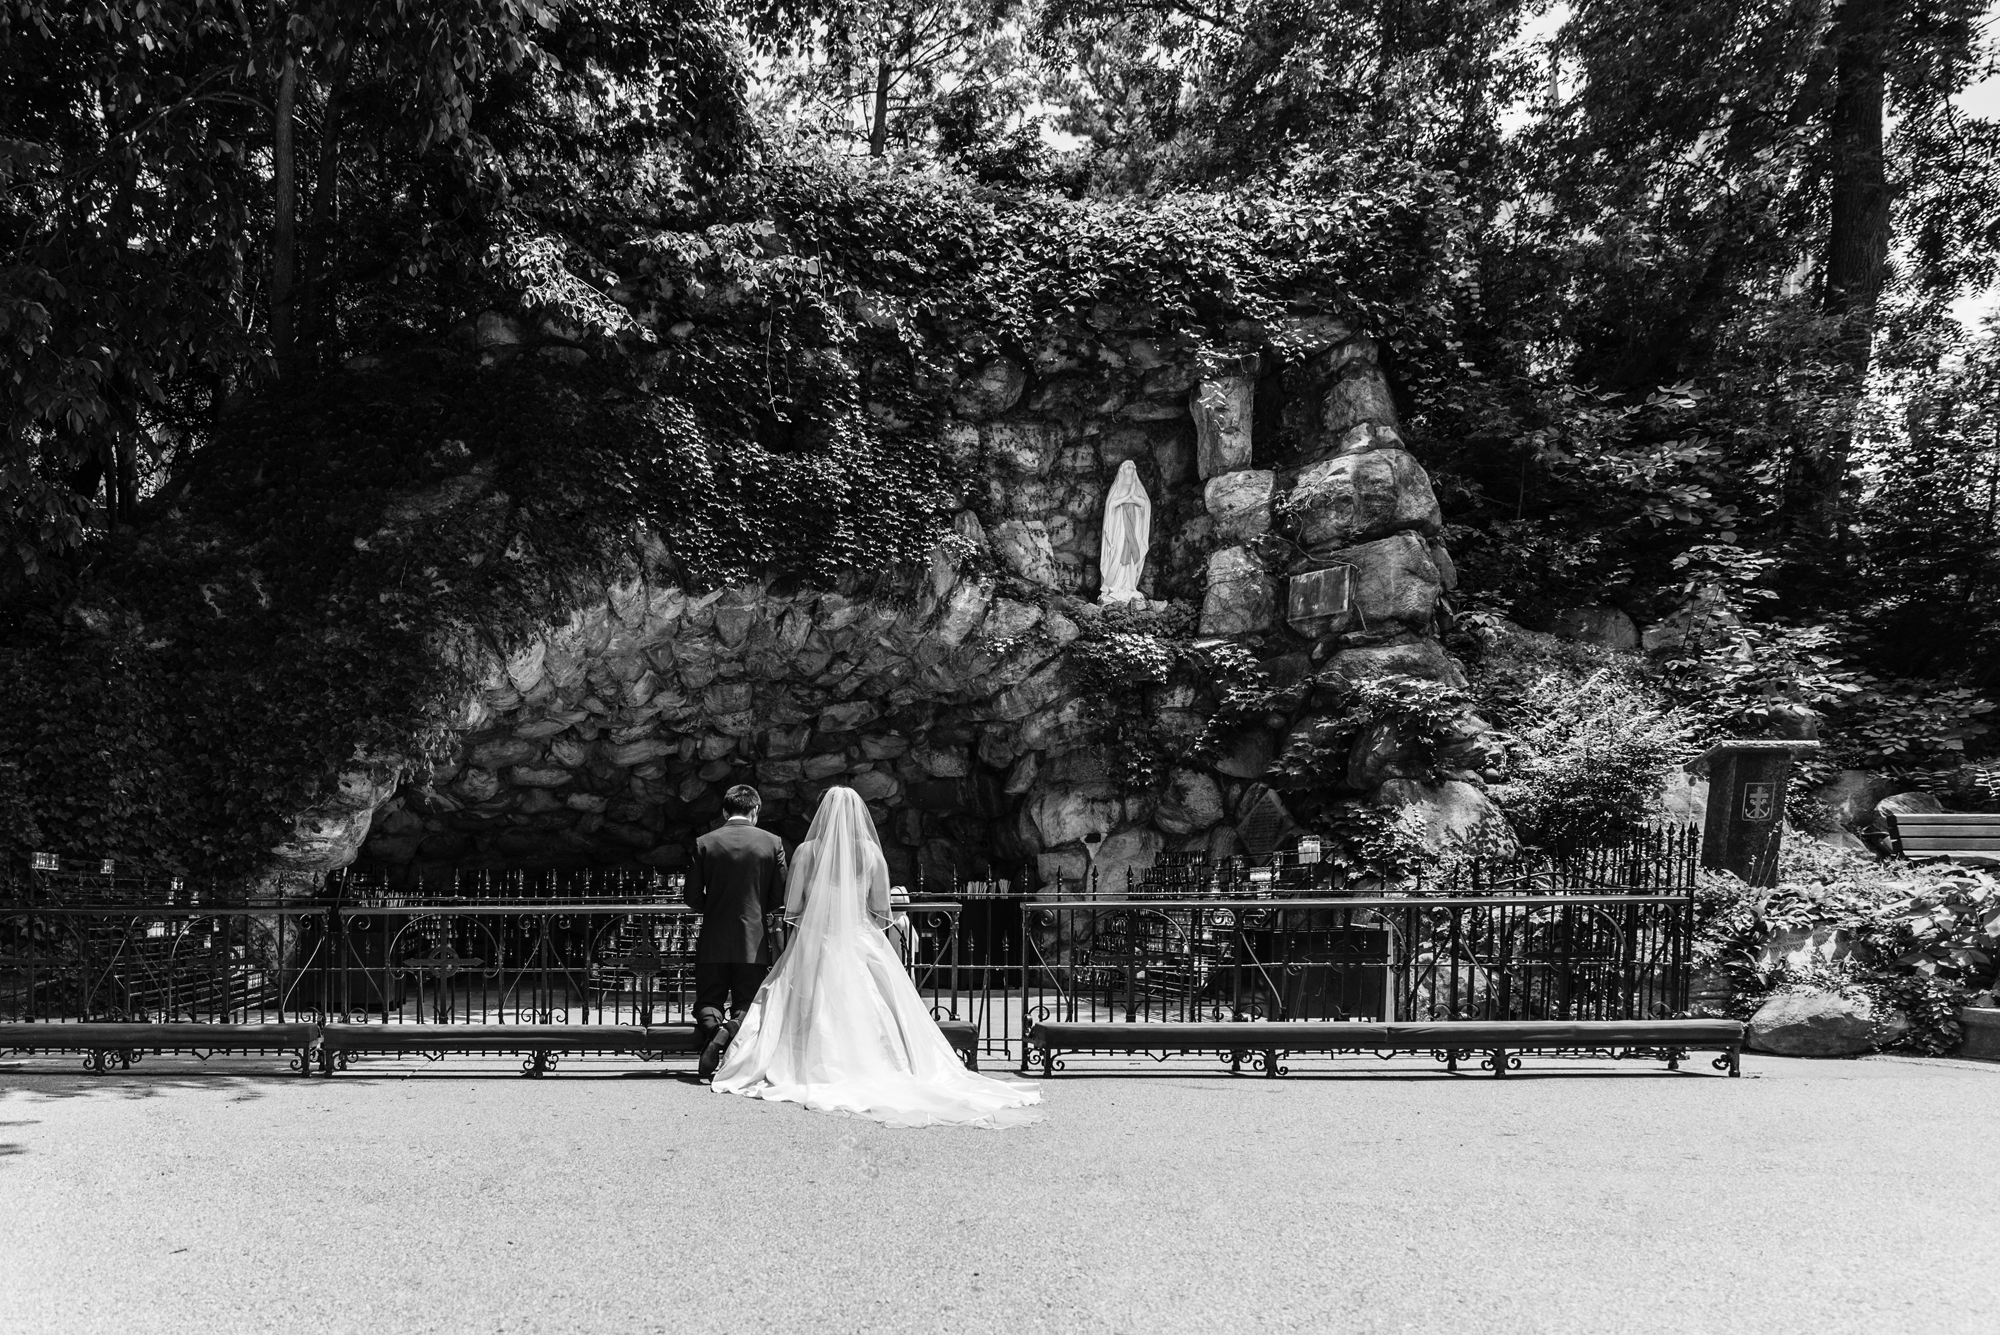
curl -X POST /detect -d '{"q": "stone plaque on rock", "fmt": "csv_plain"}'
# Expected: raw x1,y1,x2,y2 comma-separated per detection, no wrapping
1287,566,1352,636
1235,784,1296,859
1296,532,1442,641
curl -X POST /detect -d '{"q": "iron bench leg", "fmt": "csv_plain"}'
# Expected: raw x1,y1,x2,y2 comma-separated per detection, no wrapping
1491,1047,1508,1078
1263,1048,1279,1079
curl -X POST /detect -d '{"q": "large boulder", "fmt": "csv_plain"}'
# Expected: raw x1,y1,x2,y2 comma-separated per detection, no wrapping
1877,791,1946,820
952,357,1027,418
1372,779,1516,856
1027,788,1125,848
1747,989,1908,1056
1816,770,1898,829
1213,727,1276,779
1200,546,1277,635
1346,719,1431,789
1092,827,1166,896
981,419,1063,473
1155,769,1226,835
1549,606,1640,653
934,575,993,645
1960,1006,2000,1062
1203,469,1276,542
1288,449,1441,552
1659,770,1708,824
1293,532,1441,641
278,760,405,866
1318,360,1399,438
1190,375,1254,478
1324,639,1468,688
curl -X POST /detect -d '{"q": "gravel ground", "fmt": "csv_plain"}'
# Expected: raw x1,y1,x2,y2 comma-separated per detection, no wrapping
1,1050,1995,1335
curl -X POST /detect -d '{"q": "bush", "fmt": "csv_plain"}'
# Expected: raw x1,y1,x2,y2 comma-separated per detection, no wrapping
1484,664,1699,852
1695,838,2000,1054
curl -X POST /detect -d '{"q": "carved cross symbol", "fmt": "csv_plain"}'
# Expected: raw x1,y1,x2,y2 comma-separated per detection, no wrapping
1742,782,1776,823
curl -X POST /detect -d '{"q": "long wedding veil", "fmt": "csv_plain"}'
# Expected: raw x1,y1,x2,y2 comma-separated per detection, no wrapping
789,786,881,964
714,785,1042,1127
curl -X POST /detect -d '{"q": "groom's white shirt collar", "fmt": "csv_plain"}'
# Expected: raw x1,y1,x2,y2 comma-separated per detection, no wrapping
724,815,753,824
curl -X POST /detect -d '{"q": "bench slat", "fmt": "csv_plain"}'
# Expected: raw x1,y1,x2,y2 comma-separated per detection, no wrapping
1891,828,2000,841
1029,1019,1741,1049
1897,844,2000,854
1,1022,316,1048
1025,1019,1744,1078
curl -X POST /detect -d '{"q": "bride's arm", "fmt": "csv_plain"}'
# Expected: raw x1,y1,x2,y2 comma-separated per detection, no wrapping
783,842,814,922
866,848,893,927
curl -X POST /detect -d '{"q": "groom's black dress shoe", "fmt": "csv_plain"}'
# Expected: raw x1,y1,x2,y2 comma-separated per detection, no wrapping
698,1013,744,1079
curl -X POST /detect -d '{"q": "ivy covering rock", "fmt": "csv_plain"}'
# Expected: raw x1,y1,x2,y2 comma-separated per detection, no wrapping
0,156,1490,888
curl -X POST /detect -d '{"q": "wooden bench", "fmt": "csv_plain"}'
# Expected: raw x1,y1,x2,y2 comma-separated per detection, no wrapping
1024,1018,1745,1078
318,1023,700,1076
0,1022,319,1075
319,1019,983,1076
1,1018,983,1079
1885,811,2000,866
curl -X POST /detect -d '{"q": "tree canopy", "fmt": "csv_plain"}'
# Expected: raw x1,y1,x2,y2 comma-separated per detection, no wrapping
5,0,2000,820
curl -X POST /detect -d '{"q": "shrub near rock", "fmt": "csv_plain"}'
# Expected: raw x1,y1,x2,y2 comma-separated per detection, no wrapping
1698,837,2000,1055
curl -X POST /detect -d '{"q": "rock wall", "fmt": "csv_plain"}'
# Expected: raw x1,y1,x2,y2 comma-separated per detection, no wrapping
323,311,1505,890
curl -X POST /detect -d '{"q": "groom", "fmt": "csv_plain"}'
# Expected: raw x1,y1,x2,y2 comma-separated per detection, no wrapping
682,784,787,1078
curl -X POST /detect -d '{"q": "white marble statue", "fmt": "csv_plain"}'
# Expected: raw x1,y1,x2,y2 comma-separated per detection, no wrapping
1098,460,1152,605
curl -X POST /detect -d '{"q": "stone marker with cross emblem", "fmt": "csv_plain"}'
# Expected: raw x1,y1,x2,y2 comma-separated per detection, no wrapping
1700,740,1820,887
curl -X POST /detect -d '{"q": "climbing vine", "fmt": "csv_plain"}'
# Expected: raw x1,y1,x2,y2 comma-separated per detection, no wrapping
1,157,1422,874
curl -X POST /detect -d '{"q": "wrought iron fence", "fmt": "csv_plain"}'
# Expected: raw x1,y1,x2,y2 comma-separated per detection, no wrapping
0,895,970,1034
3,829,1698,1069
1017,892,1694,1042
1055,825,1702,899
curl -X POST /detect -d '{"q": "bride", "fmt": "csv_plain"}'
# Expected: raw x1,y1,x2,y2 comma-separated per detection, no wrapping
711,786,1043,1128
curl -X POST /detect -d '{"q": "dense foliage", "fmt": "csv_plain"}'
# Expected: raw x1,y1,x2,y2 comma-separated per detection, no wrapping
0,358,678,871
1696,840,2000,1053
5,0,2000,898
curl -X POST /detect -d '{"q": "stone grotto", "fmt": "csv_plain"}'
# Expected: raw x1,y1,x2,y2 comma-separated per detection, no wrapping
280,304,1509,894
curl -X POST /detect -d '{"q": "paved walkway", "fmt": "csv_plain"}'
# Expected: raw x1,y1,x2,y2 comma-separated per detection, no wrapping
2,1052,1995,1334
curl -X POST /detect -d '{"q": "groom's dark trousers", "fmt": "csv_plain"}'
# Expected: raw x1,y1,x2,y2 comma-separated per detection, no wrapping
683,818,788,1027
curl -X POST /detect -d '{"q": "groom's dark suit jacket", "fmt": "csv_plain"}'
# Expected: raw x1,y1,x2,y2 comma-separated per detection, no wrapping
684,819,788,964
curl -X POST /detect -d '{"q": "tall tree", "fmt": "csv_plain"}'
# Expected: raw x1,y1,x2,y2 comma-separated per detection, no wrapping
755,0,1027,155
1033,0,1536,191
0,0,746,587
1538,0,1991,558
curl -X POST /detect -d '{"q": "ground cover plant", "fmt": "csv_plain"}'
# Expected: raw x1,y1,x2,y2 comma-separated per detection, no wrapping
1695,838,2000,1054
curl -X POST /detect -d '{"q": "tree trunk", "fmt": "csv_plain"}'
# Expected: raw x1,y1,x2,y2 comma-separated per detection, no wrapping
271,52,299,377
298,74,343,375
868,57,892,156
114,430,138,526
1791,0,1894,545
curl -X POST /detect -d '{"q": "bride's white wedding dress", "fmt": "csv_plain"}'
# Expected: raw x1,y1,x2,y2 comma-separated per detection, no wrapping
712,787,1042,1129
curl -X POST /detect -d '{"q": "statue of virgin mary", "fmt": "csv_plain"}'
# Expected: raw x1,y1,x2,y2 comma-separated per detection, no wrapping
1098,460,1152,605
